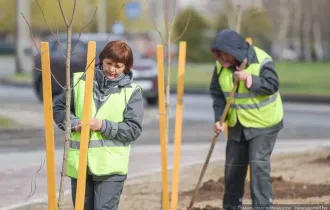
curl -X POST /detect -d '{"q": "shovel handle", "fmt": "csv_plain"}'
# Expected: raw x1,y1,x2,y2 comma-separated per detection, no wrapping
219,58,247,125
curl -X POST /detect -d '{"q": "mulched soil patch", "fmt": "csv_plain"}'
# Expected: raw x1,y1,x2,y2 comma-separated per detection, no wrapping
312,154,330,165
182,176,330,203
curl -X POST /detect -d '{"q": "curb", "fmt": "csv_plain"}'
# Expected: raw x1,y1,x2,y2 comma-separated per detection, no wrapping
0,80,329,104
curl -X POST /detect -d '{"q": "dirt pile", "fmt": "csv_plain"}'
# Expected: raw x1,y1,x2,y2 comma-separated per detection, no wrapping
313,154,330,164
182,176,330,202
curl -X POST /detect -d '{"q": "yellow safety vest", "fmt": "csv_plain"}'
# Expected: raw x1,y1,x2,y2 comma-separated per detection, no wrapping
217,46,283,128
66,72,140,178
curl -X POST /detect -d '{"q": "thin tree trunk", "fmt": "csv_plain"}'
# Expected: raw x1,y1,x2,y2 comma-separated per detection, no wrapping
58,26,72,210
57,0,77,208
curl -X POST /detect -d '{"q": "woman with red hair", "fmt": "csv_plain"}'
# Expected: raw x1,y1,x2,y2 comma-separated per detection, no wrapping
53,40,144,209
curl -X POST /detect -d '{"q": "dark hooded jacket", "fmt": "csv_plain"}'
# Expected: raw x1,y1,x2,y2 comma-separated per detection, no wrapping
209,29,283,141
53,65,144,181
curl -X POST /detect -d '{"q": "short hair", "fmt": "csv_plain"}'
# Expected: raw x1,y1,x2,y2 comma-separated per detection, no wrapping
99,40,134,74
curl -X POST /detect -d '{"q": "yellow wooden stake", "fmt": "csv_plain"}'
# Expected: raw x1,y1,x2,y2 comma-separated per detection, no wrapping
171,41,187,210
157,45,169,210
40,42,57,210
245,37,252,182
75,41,96,210
245,37,252,45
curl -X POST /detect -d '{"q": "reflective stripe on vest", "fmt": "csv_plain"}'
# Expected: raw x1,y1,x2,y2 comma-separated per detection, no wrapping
66,72,140,178
69,139,126,149
217,46,283,128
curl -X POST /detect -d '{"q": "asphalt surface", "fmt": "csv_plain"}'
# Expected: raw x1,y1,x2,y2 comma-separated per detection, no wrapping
1,84,330,152
0,76,330,209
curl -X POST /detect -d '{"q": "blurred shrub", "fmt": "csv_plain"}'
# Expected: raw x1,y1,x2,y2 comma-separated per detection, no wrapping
30,0,87,33
174,7,213,63
215,13,229,31
241,7,271,49
0,0,15,32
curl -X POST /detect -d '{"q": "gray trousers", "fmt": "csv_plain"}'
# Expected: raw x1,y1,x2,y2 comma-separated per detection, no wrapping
71,175,124,210
223,131,278,209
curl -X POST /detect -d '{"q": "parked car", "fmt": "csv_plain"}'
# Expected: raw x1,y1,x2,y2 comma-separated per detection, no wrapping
29,33,158,106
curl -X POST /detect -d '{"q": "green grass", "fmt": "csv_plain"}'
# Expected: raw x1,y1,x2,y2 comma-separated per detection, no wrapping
6,72,33,83
168,63,214,90
4,61,329,97
275,61,330,96
168,61,330,97
0,115,18,129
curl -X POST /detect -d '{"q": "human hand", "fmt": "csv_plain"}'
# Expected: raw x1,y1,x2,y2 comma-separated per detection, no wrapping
90,118,103,131
234,66,249,82
214,121,225,136
74,122,82,132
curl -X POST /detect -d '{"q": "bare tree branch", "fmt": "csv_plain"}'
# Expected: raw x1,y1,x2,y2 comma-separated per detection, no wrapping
72,6,99,54
35,0,66,58
34,67,66,89
21,13,40,54
24,155,45,203
164,0,169,40
144,0,166,44
58,0,69,26
68,0,78,27
169,0,178,35
21,12,67,90
172,12,192,43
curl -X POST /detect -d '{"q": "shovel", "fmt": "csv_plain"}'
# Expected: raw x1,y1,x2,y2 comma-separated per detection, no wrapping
187,58,248,210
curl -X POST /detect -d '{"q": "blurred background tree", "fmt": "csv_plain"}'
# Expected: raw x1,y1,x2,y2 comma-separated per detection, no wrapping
0,0,330,62
240,7,271,51
30,0,86,33
0,0,153,34
0,0,16,32
174,7,213,63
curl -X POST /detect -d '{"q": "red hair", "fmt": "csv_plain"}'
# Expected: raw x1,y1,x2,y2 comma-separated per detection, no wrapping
99,40,133,74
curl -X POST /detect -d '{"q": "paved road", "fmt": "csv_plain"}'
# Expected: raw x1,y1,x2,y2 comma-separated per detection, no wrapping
1,85,330,209
1,84,330,146
0,57,15,78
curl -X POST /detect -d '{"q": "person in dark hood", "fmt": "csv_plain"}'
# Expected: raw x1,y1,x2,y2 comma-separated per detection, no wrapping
53,40,144,210
209,29,284,209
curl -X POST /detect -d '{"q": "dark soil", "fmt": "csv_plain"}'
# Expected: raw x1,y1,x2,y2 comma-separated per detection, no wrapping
312,154,330,164
182,176,330,203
